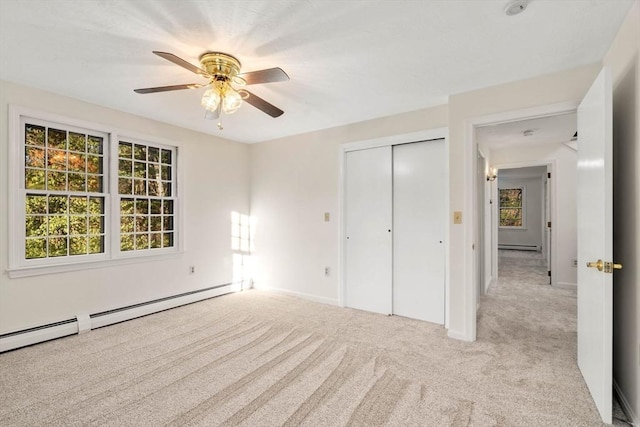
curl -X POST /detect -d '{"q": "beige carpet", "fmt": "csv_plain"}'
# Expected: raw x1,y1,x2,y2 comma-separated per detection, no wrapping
0,257,607,426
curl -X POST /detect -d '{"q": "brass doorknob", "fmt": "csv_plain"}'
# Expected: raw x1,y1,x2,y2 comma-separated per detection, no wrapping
586,259,603,271
586,259,623,273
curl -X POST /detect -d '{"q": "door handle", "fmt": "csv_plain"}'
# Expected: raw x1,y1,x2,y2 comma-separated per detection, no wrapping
586,259,623,273
586,259,603,271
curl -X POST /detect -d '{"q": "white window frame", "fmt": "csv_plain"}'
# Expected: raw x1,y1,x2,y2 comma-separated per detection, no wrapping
498,186,526,229
8,105,183,278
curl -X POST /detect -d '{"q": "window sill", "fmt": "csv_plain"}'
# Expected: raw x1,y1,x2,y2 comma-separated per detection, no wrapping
7,251,183,279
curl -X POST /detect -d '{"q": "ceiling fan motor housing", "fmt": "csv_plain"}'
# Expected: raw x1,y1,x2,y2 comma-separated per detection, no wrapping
199,52,241,80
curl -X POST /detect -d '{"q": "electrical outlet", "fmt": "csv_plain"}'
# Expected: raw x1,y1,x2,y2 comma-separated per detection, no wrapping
324,266,330,277
189,265,195,274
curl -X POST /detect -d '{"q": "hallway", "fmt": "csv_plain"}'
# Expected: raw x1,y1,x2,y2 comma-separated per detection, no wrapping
479,249,631,425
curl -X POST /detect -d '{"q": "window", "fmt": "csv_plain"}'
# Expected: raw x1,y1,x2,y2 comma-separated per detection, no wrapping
117,141,176,252
11,108,180,275
22,120,107,261
499,187,524,228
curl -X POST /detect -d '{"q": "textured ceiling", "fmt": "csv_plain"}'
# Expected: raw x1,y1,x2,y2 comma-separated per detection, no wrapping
0,0,632,143
477,112,577,150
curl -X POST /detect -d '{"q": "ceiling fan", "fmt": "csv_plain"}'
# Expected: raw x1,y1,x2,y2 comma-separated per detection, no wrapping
134,51,289,125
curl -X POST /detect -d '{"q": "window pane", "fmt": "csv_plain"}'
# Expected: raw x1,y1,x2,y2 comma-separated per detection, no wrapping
135,199,149,214
47,149,67,170
120,198,134,215
68,132,86,152
162,182,171,197
47,171,67,190
25,146,45,168
88,216,103,234
25,168,46,189
68,153,86,172
25,238,47,259
148,181,158,196
500,208,522,227
26,195,47,214
70,236,88,255
163,232,174,248
136,233,149,250
134,144,147,161
86,155,102,174
161,165,171,180
48,196,68,214
163,216,173,231
25,124,45,147
48,215,68,235
48,237,68,257
87,136,103,154
147,147,159,163
121,216,134,233
26,216,47,237
163,200,173,215
134,179,146,195
161,149,171,165
148,164,159,180
150,215,162,232
150,233,162,249
119,159,132,177
88,197,103,214
87,175,102,192
119,178,132,194
150,200,162,214
70,215,87,235
69,196,87,214
68,173,86,192
88,236,104,253
119,142,132,158
121,234,134,251
47,128,67,149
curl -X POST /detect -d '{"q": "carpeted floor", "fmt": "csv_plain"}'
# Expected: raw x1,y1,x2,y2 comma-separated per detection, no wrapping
0,253,617,426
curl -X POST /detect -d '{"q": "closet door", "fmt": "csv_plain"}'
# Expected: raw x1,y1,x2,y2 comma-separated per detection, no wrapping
344,147,393,315
393,140,446,324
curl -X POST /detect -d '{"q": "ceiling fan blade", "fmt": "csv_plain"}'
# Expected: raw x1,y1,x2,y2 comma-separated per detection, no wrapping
204,104,221,120
238,67,289,85
241,90,284,118
153,51,210,76
134,83,204,94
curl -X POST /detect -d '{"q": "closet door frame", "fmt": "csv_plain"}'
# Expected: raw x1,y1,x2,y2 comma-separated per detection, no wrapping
339,127,450,328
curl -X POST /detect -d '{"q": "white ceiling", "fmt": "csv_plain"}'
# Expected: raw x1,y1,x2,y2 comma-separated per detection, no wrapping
476,112,577,150
0,0,632,144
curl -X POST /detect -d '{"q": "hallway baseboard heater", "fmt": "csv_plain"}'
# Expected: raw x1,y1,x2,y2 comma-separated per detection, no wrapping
0,283,240,353
498,244,540,251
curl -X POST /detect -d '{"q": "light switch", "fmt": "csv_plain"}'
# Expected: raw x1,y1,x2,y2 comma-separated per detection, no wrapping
324,212,330,222
453,211,463,224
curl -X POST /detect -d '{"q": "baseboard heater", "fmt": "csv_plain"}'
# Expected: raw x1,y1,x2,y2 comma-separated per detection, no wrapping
0,282,239,353
498,244,540,251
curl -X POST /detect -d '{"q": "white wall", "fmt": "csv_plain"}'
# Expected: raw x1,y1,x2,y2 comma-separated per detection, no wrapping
497,175,544,250
491,144,577,287
249,106,448,305
0,80,250,334
604,0,640,421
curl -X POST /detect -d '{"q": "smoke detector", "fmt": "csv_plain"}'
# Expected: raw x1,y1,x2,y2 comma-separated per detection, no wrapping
504,0,529,16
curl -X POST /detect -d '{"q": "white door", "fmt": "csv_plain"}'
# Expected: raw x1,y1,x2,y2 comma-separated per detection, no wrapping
344,147,393,315
577,67,615,424
393,140,446,324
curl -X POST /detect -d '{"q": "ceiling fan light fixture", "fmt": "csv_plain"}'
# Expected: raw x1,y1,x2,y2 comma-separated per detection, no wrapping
201,88,221,112
222,86,243,115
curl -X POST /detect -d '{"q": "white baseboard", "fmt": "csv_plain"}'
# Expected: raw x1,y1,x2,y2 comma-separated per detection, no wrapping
254,285,339,307
0,321,78,352
614,378,638,426
447,329,474,342
554,282,577,290
90,284,237,329
1,283,238,353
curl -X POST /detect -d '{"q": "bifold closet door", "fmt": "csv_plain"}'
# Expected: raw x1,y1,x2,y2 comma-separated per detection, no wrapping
344,146,392,315
393,140,445,324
